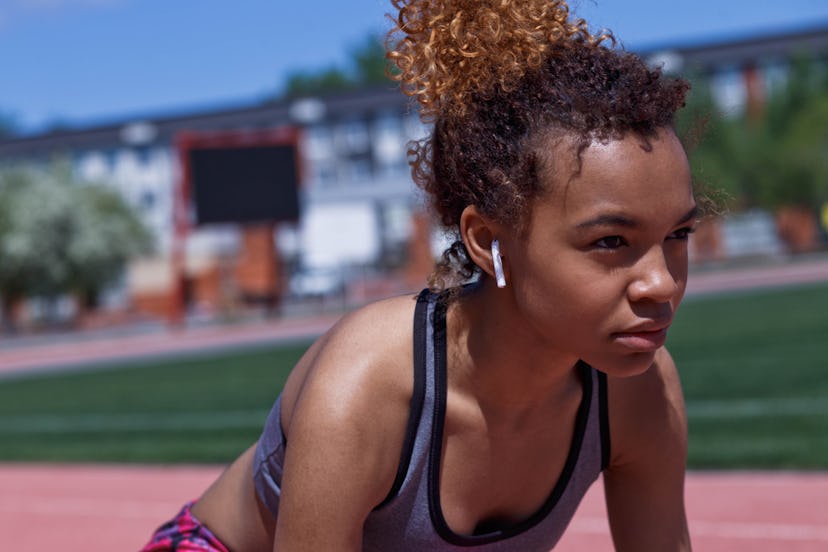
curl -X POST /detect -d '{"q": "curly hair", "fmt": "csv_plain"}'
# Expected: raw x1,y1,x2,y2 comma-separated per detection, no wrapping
387,0,691,290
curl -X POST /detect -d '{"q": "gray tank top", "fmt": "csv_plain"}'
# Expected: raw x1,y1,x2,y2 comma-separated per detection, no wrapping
254,289,611,550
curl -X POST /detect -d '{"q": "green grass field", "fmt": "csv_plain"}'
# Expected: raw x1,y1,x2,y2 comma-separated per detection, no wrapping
669,283,828,469
0,344,307,463
0,282,826,468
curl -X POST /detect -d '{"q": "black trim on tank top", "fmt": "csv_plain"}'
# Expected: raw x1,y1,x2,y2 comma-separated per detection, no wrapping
374,289,429,510
598,371,611,471
427,294,594,546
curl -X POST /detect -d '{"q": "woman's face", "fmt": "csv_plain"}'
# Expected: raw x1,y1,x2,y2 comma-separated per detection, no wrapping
501,128,696,376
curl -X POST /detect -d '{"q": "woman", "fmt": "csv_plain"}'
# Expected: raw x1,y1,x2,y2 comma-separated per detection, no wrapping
142,0,696,549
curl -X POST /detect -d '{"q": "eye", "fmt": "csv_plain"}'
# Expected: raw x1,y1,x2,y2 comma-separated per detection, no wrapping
667,226,696,241
594,235,627,249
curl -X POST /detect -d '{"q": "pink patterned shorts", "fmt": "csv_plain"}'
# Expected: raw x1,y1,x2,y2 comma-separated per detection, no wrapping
140,501,229,552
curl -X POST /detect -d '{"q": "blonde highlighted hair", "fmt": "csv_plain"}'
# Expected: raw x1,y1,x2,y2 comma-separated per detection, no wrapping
387,0,610,121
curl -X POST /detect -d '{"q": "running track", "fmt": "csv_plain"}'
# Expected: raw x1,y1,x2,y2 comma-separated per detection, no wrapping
1,256,827,550
2,464,826,551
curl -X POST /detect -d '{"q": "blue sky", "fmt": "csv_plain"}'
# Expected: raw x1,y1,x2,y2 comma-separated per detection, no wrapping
2,0,828,134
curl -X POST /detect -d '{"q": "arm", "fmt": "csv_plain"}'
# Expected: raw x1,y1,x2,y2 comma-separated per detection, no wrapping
602,347,691,551
273,299,415,551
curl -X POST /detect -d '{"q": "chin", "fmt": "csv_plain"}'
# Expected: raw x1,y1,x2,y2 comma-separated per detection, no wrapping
592,350,657,378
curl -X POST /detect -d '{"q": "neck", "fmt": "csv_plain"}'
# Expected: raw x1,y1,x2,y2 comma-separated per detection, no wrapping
446,281,582,417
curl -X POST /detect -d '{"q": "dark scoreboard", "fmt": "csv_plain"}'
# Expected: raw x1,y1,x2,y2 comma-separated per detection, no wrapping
184,135,300,226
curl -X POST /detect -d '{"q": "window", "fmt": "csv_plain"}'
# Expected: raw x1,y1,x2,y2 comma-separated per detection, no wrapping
305,125,335,161
338,120,370,153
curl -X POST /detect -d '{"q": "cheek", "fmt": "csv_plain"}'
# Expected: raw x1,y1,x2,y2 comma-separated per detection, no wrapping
512,255,619,331
667,244,690,297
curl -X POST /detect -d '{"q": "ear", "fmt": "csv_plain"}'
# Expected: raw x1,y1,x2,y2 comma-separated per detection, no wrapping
460,205,503,282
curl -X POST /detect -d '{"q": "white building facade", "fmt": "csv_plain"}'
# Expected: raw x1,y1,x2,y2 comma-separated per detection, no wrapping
1,23,826,319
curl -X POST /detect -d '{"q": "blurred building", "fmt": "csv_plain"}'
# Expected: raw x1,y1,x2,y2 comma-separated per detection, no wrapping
0,22,826,321
641,22,828,260
0,87,431,320
642,22,828,118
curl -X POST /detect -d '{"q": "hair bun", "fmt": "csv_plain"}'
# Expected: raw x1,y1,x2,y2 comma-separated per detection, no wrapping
387,0,607,121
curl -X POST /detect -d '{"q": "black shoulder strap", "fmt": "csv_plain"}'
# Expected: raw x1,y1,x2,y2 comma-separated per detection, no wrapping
597,370,611,471
375,290,429,509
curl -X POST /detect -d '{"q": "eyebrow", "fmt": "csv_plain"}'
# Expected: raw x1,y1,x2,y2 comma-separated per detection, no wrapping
575,205,699,230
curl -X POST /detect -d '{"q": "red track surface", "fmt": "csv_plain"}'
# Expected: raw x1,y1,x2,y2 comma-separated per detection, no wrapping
2,464,826,551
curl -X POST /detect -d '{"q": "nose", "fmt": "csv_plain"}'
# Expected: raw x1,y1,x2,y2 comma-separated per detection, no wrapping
627,246,681,304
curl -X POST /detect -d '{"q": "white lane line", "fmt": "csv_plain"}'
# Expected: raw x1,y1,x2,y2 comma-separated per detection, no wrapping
686,397,828,418
4,396,827,436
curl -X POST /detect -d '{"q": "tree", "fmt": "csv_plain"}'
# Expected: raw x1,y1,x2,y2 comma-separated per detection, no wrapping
281,34,395,99
675,74,741,212
68,182,155,310
0,111,19,139
284,66,353,98
0,171,38,329
677,54,828,212
0,166,153,330
748,55,828,210
0,170,74,308
350,34,393,85
674,54,828,254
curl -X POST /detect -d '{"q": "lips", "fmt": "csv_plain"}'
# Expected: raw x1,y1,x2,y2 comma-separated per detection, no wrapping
612,322,671,351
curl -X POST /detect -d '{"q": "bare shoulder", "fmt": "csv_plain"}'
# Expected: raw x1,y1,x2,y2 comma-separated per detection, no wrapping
278,293,419,492
280,293,420,425
606,347,688,467
603,349,691,549
273,293,423,547
191,296,424,549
